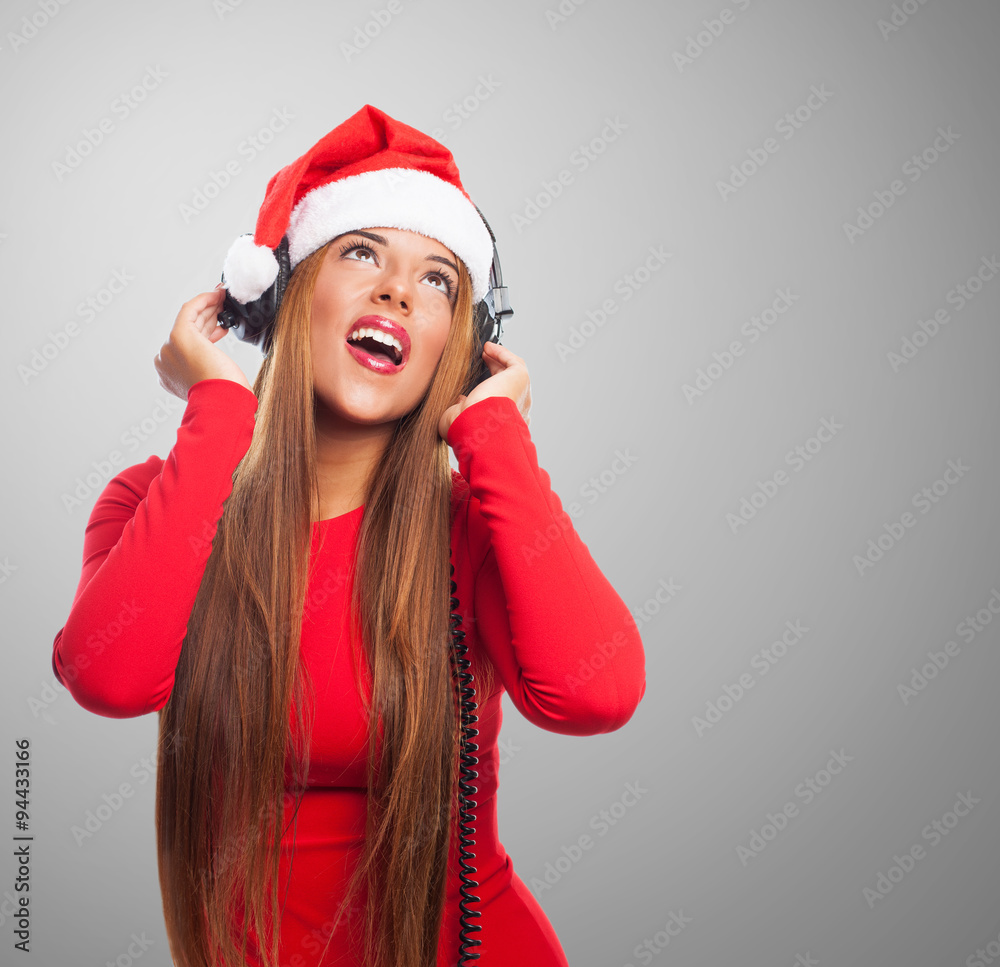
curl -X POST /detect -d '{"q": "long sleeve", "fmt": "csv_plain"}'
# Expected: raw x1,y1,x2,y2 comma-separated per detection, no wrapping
446,395,646,736
51,378,259,718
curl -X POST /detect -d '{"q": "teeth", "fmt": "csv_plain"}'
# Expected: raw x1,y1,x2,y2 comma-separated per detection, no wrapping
349,327,403,358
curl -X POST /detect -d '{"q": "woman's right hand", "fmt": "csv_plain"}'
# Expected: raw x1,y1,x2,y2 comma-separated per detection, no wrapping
154,287,254,400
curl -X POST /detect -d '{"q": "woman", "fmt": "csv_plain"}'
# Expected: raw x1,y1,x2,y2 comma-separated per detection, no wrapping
52,105,646,967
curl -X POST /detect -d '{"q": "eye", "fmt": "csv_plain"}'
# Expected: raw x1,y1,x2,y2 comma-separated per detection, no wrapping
339,240,378,263
424,271,454,298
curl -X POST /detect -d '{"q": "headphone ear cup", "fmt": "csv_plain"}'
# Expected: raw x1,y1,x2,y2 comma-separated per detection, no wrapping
218,236,291,356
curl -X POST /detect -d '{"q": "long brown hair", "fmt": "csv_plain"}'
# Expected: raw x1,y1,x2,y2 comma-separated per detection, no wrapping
155,239,496,967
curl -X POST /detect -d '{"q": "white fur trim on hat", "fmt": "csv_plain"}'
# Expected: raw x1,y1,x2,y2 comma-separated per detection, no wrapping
222,234,280,304
286,167,494,302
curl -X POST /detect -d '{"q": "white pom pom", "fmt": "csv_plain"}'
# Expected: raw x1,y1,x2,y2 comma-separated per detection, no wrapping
222,234,279,304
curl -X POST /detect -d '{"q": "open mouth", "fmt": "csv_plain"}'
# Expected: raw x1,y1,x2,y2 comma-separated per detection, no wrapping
347,330,403,366
345,316,410,375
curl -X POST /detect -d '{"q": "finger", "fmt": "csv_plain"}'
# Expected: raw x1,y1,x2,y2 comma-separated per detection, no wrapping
484,341,521,365
174,290,224,337
481,354,503,376
202,291,229,343
187,289,227,313
206,321,230,344
191,292,228,338
481,342,510,373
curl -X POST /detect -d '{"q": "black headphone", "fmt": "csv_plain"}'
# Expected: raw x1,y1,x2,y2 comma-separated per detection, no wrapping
216,208,511,965
216,206,512,396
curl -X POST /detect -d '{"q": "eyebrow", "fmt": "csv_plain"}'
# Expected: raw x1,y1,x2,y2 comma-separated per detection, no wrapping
335,229,459,276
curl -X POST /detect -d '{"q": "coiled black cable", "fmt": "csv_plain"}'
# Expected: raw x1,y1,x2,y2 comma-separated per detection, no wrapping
447,552,482,964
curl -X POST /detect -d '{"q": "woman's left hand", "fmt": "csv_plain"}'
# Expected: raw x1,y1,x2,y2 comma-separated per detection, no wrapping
438,341,532,439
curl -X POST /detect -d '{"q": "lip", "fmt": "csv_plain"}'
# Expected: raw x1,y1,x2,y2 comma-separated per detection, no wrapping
345,314,411,374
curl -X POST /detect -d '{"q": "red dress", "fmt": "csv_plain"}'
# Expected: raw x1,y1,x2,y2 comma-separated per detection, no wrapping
52,378,647,966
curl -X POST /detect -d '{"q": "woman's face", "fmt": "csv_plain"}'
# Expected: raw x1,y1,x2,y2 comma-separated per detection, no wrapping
309,226,459,428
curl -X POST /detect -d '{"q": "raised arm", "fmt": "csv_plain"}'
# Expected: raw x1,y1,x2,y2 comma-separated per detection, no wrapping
447,395,646,736
51,378,258,718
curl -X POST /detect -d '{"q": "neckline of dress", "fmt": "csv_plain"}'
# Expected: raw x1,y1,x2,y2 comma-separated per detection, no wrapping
312,504,365,529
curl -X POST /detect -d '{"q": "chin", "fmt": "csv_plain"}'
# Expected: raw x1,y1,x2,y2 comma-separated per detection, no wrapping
312,356,431,421
347,409,403,427
313,387,411,427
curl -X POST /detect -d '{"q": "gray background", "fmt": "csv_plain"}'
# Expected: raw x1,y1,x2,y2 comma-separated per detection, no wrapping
3,0,999,965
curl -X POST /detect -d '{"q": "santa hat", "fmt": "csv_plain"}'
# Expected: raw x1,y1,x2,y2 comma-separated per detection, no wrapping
221,104,494,306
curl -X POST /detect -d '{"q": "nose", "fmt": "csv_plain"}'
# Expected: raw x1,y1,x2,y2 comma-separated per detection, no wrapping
373,260,412,311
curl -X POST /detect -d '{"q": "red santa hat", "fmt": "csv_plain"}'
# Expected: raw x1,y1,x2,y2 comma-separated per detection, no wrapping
221,104,494,306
